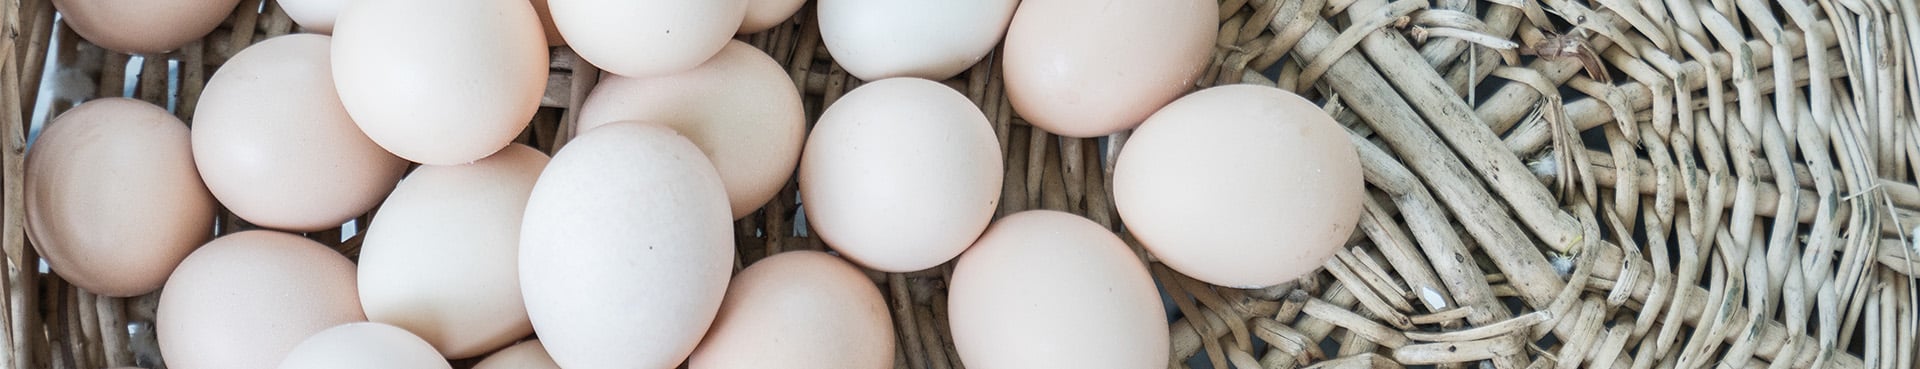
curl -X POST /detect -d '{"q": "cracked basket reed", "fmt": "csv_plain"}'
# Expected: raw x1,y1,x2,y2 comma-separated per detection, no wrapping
5,0,1920,368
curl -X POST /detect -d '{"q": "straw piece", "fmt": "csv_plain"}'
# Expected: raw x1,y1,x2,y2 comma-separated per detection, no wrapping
1348,132,1517,349
226,0,264,56
1170,296,1282,361
16,0,53,120
887,274,927,369
1409,307,1472,325
1,2,32,366
1392,335,1525,365
1323,255,1413,329
1404,311,1551,342
1303,353,1403,369
1259,286,1360,368
1290,0,1565,308
1584,148,1915,234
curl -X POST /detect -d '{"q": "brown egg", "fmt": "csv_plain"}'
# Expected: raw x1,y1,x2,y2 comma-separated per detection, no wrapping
738,0,805,34
358,144,548,359
547,0,746,77
688,251,893,369
799,78,1000,272
26,98,214,297
576,40,804,219
1002,0,1215,137
1112,85,1363,288
158,231,366,369
818,0,1017,80
52,0,239,54
277,323,452,369
948,210,1167,369
472,340,560,369
520,122,732,369
331,0,547,165
194,34,409,232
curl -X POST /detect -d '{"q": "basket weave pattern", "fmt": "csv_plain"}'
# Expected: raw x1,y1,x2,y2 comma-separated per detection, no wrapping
3,0,1918,368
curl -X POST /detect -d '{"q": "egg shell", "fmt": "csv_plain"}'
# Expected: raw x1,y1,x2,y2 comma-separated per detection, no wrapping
1002,0,1216,138
277,323,452,369
276,0,345,33
358,144,549,359
26,98,215,297
575,40,804,219
1112,84,1363,288
948,210,1168,369
688,251,893,369
52,0,239,54
798,78,1001,273
282,0,559,43
473,340,561,369
331,0,548,165
158,230,366,369
548,0,746,77
194,34,409,232
738,0,805,34
520,122,733,369
817,0,1017,80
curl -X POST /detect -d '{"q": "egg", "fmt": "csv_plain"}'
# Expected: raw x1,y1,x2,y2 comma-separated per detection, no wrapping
948,210,1167,369
51,0,239,54
358,144,548,359
331,0,548,165
158,230,366,369
1112,85,1363,288
277,323,452,369
798,78,1000,273
282,0,560,43
738,0,806,34
547,0,747,77
277,0,346,33
688,251,893,369
1002,0,1215,137
473,340,560,369
520,122,733,369
25,98,214,297
194,34,409,232
818,0,1016,80
575,40,804,219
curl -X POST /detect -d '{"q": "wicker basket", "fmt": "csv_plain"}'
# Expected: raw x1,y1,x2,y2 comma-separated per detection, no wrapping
5,0,1918,368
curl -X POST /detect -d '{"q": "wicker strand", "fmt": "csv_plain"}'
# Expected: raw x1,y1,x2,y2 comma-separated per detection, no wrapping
1291,0,1570,310
1,0,27,367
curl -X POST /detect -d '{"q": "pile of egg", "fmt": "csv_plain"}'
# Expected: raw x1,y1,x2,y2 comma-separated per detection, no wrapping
31,0,1363,368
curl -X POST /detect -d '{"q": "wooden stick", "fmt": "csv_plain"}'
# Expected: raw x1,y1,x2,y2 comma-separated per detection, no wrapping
887,274,927,369
1258,287,1360,368
1507,39,1841,155
1168,296,1282,362
1279,0,1565,308
1350,134,1509,326
1348,0,1589,255
225,0,263,56
1,0,34,365
96,297,128,368
16,0,53,123
1583,148,1914,235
